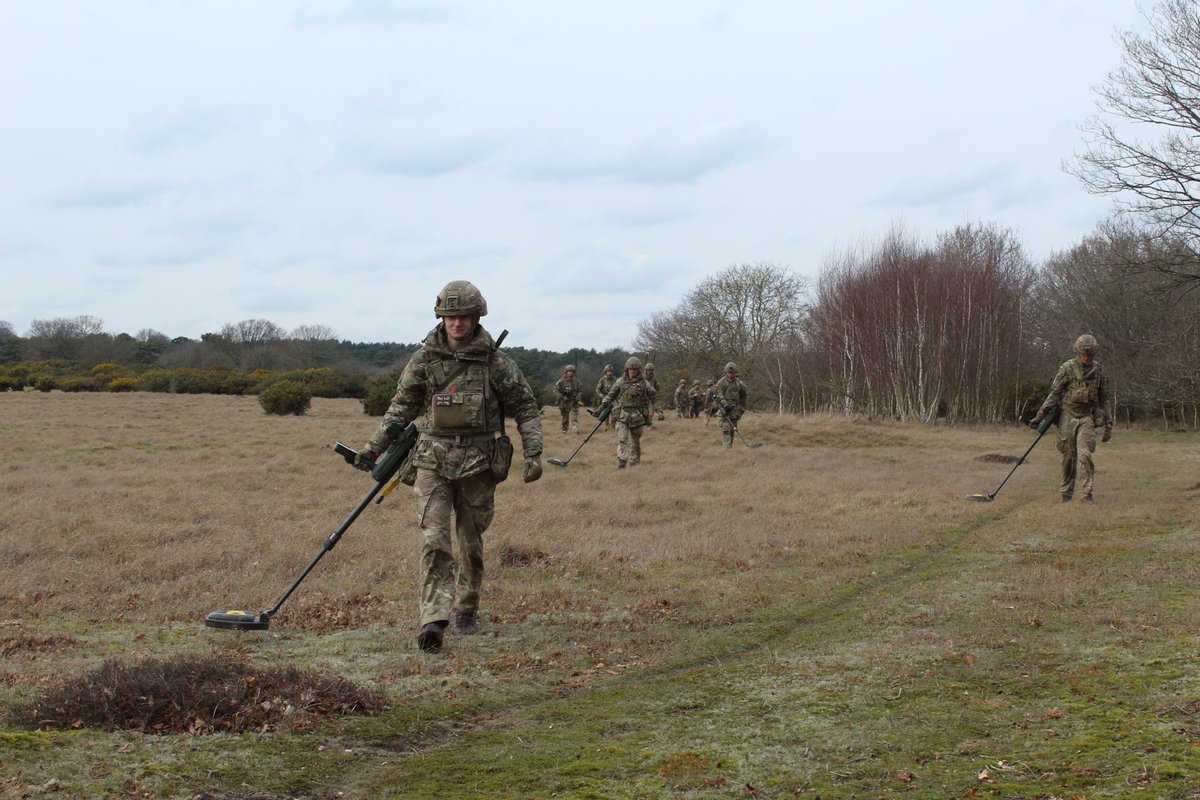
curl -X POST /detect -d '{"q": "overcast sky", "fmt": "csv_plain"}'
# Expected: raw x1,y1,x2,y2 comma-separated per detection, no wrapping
0,1,1145,352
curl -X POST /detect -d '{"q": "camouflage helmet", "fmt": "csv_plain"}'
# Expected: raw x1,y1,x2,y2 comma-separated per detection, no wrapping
724,362,738,373
624,356,643,371
706,379,715,386
434,280,487,318
603,364,614,373
564,364,576,373
644,362,655,372
693,379,700,385
1074,334,1098,356
678,378,687,385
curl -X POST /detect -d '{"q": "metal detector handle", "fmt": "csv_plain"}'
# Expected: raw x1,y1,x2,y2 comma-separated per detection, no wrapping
334,442,357,464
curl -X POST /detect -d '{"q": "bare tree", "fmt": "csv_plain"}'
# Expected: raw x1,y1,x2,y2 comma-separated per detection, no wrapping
289,323,339,369
1068,0,1200,288
215,319,286,370
26,315,106,362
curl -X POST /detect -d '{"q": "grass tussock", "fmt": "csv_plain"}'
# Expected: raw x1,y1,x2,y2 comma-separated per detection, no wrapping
14,653,385,734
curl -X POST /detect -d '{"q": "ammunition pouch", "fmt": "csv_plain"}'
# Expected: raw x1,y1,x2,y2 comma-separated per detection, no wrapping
398,448,418,486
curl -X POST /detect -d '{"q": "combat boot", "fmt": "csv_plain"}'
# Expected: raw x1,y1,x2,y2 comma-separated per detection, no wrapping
618,459,627,469
1082,493,1094,503
1060,493,1073,503
453,611,478,635
417,621,447,653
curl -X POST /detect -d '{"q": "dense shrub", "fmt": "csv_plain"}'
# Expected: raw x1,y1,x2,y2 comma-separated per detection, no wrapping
106,376,138,392
173,369,223,395
136,369,174,392
259,379,312,416
362,375,397,416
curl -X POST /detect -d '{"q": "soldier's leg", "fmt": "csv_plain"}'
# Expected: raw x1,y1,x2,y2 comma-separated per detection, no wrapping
1076,416,1097,498
1058,417,1078,499
570,404,580,434
559,405,569,433
720,416,733,447
414,469,455,627
629,425,642,465
616,420,631,467
450,470,496,616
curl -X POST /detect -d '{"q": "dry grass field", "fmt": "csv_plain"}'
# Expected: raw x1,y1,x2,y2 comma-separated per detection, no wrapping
2,391,1199,798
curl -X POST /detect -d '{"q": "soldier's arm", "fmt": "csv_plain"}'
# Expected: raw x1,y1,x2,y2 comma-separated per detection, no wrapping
1098,368,1113,427
1034,364,1069,421
365,352,427,454
494,356,543,457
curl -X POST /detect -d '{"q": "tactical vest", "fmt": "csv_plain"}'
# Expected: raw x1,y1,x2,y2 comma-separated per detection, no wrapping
424,356,499,437
615,377,652,408
1063,361,1100,416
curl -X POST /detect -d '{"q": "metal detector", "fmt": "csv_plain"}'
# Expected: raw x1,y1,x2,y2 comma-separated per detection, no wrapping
547,406,611,467
204,423,418,631
731,420,763,449
965,409,1058,502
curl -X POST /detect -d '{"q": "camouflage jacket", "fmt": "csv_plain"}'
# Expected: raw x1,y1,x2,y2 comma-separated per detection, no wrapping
1038,357,1112,426
713,376,748,418
553,376,583,407
367,324,543,480
603,375,657,428
595,375,616,396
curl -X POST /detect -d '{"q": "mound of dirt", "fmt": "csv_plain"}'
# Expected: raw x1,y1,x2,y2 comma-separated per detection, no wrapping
14,654,385,734
975,453,1020,464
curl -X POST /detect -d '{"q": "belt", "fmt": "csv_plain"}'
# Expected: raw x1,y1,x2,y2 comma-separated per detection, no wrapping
428,432,496,445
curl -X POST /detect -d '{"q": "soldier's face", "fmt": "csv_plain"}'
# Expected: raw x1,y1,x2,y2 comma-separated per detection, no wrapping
726,370,735,379
627,368,639,379
1079,353,1093,364
443,314,477,347
565,370,574,378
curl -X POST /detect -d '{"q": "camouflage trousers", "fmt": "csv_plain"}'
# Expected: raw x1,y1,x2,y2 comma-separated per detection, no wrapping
718,410,742,444
413,467,495,626
615,420,643,465
559,403,580,433
1056,414,1096,497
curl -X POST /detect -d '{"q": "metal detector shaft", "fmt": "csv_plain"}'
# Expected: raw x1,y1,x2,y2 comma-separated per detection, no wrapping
548,411,608,467
260,478,387,619
985,413,1056,500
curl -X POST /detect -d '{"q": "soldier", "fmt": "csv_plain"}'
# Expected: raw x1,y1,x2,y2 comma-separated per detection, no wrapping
673,378,689,418
713,362,749,447
553,364,584,434
601,356,657,468
353,280,543,653
643,362,664,425
595,364,617,431
1030,334,1113,502
689,380,705,419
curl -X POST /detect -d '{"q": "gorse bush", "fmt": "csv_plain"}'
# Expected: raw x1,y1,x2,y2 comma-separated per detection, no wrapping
259,379,312,416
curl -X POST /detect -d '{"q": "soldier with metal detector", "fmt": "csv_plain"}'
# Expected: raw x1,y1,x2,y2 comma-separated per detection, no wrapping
1030,334,1113,503
601,356,657,468
595,365,617,431
351,280,544,653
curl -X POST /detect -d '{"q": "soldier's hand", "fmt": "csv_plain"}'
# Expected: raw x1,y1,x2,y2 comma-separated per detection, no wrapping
1028,414,1043,429
1102,424,1112,443
353,447,378,472
522,456,542,483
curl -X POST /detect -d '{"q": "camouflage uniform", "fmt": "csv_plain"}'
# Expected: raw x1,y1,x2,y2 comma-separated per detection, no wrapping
595,366,617,431
644,363,664,423
713,362,749,447
689,380,705,418
673,379,689,418
553,366,583,434
704,380,718,418
603,356,657,468
360,281,543,649
1032,335,1112,501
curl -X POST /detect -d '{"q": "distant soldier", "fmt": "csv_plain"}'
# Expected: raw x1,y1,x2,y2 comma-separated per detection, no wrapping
1030,334,1113,502
602,356,657,468
553,365,584,434
689,380,705,418
673,378,689,418
713,362,749,447
704,379,718,419
643,362,664,424
595,364,618,431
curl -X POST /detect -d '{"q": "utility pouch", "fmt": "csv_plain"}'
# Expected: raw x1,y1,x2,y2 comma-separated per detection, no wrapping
398,447,418,486
490,435,514,483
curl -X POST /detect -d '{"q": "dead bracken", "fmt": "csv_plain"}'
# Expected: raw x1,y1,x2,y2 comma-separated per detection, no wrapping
975,453,1020,464
14,653,386,734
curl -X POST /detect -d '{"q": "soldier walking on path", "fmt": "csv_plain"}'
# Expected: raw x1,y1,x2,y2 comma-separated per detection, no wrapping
602,356,657,468
1030,334,1113,503
353,280,544,653
689,380,705,419
554,365,584,434
713,362,749,447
